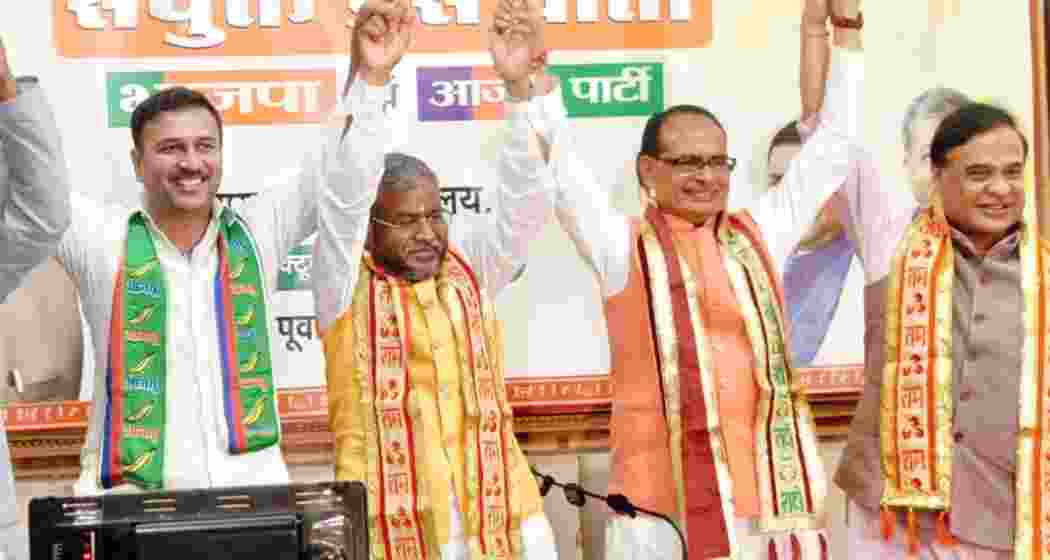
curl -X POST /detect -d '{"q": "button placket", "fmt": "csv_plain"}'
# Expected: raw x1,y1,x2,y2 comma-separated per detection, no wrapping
189,254,215,486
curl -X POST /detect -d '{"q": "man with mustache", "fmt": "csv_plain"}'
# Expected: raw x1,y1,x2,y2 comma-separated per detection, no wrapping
315,0,557,557
27,20,361,497
833,98,1039,558
0,35,72,560
502,0,862,556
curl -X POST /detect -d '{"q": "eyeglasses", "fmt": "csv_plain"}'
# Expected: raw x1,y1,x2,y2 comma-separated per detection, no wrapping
371,209,452,232
656,154,737,176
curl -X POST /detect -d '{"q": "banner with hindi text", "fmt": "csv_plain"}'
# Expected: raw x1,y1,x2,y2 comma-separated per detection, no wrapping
0,1,1035,393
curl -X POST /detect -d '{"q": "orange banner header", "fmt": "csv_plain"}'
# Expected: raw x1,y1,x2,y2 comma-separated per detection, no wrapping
55,0,712,58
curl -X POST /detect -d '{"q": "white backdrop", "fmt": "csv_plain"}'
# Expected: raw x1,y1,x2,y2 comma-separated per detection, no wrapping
0,1,1035,391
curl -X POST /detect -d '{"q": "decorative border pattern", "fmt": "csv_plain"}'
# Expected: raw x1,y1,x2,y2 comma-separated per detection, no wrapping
3,365,862,479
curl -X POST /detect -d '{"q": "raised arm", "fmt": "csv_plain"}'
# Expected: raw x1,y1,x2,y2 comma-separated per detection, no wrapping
750,0,863,274
446,0,558,296
539,97,633,297
800,0,831,121
238,24,377,290
489,2,631,297
314,0,412,335
0,36,72,302
314,0,413,484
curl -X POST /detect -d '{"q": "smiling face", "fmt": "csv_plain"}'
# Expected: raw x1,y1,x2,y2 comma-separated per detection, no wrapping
935,125,1026,253
638,112,731,224
132,106,222,219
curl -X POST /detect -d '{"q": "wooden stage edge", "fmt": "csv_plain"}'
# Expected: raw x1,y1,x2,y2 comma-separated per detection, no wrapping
3,365,862,480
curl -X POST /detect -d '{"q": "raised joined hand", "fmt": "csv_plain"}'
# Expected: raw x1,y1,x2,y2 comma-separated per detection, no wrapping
0,35,16,101
802,0,829,30
488,0,546,97
350,0,416,86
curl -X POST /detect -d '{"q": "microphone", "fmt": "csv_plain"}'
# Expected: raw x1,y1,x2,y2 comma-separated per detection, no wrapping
530,466,688,560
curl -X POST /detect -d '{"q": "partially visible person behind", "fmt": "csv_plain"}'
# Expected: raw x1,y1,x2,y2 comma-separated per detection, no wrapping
901,87,972,207
0,35,73,560
316,0,558,557
776,87,973,368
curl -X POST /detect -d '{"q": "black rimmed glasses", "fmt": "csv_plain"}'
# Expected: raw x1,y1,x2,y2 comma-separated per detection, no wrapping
655,154,738,176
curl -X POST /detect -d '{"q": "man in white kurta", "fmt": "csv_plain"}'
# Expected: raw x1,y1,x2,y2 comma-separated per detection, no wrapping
27,71,355,498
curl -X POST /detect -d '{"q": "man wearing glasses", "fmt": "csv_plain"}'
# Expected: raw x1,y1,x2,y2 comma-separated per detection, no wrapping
314,0,558,557
508,0,862,556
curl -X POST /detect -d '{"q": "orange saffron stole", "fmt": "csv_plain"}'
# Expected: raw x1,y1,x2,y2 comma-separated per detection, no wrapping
358,251,515,559
880,193,1050,558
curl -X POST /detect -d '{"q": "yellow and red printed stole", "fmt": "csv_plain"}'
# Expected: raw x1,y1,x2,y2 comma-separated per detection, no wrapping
880,204,1050,559
351,250,519,560
637,207,828,559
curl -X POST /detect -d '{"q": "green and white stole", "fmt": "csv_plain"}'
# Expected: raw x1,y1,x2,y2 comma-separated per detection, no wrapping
101,208,279,490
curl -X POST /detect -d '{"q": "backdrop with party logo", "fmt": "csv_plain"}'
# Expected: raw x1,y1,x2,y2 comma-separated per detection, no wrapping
0,1,1036,395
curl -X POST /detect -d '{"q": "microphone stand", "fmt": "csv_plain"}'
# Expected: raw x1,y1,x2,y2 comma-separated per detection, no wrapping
530,466,687,560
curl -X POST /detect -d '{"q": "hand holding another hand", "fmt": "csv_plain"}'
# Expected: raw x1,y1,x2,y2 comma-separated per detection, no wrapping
0,35,17,102
488,0,547,99
350,0,416,87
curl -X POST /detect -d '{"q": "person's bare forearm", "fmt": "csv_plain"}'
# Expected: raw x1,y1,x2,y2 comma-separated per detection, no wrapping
800,2,830,121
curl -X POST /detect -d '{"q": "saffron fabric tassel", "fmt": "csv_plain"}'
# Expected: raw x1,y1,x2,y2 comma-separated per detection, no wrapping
880,506,895,541
907,509,919,556
790,534,801,560
936,511,959,547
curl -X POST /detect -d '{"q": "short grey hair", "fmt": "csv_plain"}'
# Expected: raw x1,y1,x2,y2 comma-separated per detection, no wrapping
901,87,972,150
379,152,438,193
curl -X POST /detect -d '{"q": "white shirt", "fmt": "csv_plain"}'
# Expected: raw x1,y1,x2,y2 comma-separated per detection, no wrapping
522,48,863,298
0,78,72,560
312,79,558,558
58,108,344,495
